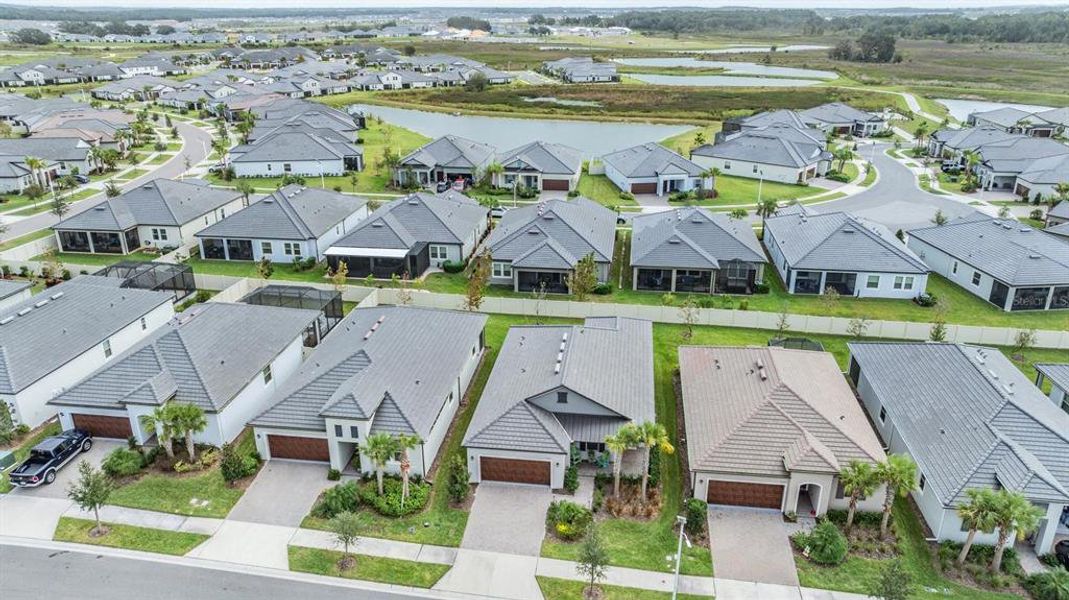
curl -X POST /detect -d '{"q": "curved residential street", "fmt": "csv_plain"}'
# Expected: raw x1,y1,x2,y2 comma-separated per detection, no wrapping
1,121,214,240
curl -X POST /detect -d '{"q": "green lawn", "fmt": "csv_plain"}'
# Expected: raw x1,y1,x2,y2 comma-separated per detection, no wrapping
7,188,99,217
537,577,709,600
0,194,53,213
659,123,722,156
0,228,51,252
839,162,860,182
53,517,208,556
0,421,61,493
166,142,182,151
116,168,149,181
287,546,450,588
578,174,636,208
184,257,331,283
34,251,156,268
107,469,243,519
143,154,172,166
859,164,878,187
702,174,814,207
796,499,1019,600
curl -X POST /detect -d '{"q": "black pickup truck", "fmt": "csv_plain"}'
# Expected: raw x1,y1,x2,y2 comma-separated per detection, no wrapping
8,429,93,488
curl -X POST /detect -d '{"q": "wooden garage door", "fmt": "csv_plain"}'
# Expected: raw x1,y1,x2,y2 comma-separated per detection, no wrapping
541,178,570,191
72,413,132,439
630,182,657,194
480,456,550,485
707,481,784,509
268,435,330,462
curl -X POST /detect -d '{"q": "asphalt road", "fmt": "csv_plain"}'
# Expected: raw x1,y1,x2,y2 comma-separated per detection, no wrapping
3,121,214,240
0,544,436,600
811,141,979,232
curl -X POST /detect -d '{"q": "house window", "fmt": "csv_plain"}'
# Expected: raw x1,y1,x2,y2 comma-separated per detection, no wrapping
349,426,359,439
971,272,981,286
140,317,147,330
429,245,448,260
261,241,273,255
103,339,112,359
334,424,343,437
866,275,880,289
879,406,887,423
492,262,512,278
205,216,209,225
952,261,958,274
918,474,926,491
893,276,914,290
557,391,567,404
752,164,758,173
723,162,731,170
283,163,292,173
267,164,272,172
261,365,272,384
151,228,167,241
283,242,301,256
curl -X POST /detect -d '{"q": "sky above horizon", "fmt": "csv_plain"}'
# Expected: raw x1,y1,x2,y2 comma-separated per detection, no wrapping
21,0,1069,9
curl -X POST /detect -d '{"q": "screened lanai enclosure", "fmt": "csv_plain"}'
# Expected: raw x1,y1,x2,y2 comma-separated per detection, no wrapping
94,261,195,301
239,284,343,347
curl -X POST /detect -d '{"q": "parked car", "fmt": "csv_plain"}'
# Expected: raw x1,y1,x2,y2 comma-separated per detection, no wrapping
435,181,451,193
490,206,510,219
8,429,93,488
72,174,90,184
941,161,962,174
207,163,226,174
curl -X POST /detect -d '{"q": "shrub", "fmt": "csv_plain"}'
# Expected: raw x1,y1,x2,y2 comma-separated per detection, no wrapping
913,293,938,307
358,477,429,517
825,509,884,528
592,487,604,513
684,498,707,536
441,260,465,274
194,290,212,303
753,282,770,294
219,442,258,483
618,191,635,201
1038,553,1065,569
546,500,592,541
1023,570,1069,600
801,521,849,565
154,141,166,152
567,189,580,198
15,423,29,436
445,454,470,503
563,464,579,493
327,469,341,481
313,481,360,519
592,283,612,295
102,447,144,477
280,174,306,186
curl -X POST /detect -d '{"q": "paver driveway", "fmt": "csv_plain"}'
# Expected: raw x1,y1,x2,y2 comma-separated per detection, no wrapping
226,460,335,526
461,482,551,555
9,438,123,500
708,505,800,586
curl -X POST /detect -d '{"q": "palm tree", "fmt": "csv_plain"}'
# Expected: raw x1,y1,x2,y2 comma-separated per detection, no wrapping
989,489,1044,573
1054,182,1069,206
169,403,207,461
235,180,254,206
85,146,102,174
23,156,47,189
913,121,929,149
875,454,917,537
833,146,853,173
756,197,779,228
697,167,719,199
395,433,422,508
963,150,982,188
360,432,397,496
635,421,674,499
138,406,175,458
604,423,639,498
955,488,999,566
839,460,880,530
482,161,504,188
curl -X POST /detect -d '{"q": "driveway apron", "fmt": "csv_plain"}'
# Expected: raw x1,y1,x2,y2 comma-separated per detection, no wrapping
708,505,800,587
460,482,552,555
226,460,334,526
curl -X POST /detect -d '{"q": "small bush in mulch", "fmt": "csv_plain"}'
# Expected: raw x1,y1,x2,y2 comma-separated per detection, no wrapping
1023,569,1069,600
936,542,1025,592
546,500,592,541
792,521,848,566
822,510,899,559
602,483,662,520
358,478,430,517
101,447,145,477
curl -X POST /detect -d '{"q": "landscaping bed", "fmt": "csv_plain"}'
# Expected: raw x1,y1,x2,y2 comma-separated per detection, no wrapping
287,546,449,588
53,516,208,555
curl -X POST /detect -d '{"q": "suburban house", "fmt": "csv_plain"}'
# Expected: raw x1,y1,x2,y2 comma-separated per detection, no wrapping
196,186,369,263
0,280,32,311
251,307,487,474
90,76,181,101
0,277,174,428
972,136,1069,192
691,123,832,184
324,191,489,278
927,127,1019,161
48,302,317,445
848,342,1069,556
494,141,583,192
630,208,766,294
228,127,363,177
463,317,653,488
53,178,245,254
602,143,711,197
486,197,616,293
0,137,93,185
541,57,619,83
717,109,814,141
926,127,1069,196
394,135,495,188
764,206,929,298
1014,154,1069,202
799,102,887,137
680,346,886,515
1034,364,1069,414
908,215,1069,311
1048,201,1069,228
967,107,1060,138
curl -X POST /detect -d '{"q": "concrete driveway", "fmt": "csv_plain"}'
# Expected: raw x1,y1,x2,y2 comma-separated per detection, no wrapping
708,505,800,587
225,460,335,526
461,482,552,556
9,438,123,500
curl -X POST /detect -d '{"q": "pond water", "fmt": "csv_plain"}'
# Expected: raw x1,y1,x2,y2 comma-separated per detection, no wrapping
614,57,838,80
521,96,602,107
352,104,692,156
936,98,1055,122
673,44,830,55
626,74,824,87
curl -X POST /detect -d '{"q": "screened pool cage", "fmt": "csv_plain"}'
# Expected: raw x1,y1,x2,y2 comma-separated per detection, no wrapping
768,337,825,352
239,285,343,347
94,261,195,302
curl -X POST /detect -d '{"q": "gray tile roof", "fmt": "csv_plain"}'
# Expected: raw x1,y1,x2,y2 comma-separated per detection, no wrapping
1035,363,1069,393
765,210,928,274
602,143,704,178
488,197,616,268
196,186,368,242
49,302,317,413
693,123,829,169
55,178,241,231
499,141,582,176
328,191,487,251
1050,200,1069,220
680,346,885,477
909,215,1069,286
849,342,1069,505
463,317,654,453
251,307,487,437
1017,154,1069,185
969,107,1047,128
729,109,813,131
0,277,173,395
0,280,31,302
0,137,90,163
976,137,1069,174
1037,107,1069,128
399,135,494,170
930,127,1021,152
800,102,880,125
631,207,764,270
229,127,362,163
